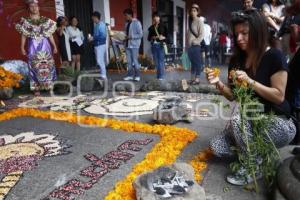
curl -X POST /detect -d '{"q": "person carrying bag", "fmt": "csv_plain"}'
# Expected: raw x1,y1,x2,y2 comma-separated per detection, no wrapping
154,26,168,55
148,12,168,80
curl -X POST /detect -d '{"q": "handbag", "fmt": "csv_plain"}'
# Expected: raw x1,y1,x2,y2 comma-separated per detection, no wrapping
180,51,191,70
154,26,168,54
162,43,168,55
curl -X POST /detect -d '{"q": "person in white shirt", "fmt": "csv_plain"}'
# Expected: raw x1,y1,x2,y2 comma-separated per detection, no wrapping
262,0,285,32
225,34,231,53
66,16,84,72
242,0,255,10
200,17,212,67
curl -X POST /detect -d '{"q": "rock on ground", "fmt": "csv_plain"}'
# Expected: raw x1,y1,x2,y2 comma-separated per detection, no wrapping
133,163,206,200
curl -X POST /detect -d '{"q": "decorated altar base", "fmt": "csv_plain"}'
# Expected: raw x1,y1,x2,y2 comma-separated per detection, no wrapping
0,108,210,200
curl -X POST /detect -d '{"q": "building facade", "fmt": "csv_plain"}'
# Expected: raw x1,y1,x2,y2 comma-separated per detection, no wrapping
0,0,187,69
1,0,247,69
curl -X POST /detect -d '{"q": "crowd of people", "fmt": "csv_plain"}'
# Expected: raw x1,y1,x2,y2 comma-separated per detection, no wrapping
16,0,215,95
14,0,300,93
14,2,205,94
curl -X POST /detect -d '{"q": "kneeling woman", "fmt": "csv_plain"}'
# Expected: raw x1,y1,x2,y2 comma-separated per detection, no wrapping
207,10,296,185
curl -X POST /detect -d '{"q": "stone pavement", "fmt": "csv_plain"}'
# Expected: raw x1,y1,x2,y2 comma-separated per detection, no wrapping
80,66,229,93
1,117,159,200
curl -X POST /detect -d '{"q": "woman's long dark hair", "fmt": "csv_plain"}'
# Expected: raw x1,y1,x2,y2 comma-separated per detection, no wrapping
56,16,64,27
230,9,268,75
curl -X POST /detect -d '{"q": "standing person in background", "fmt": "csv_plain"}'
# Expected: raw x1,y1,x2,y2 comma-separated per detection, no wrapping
212,33,220,64
148,12,167,80
219,31,227,64
123,8,143,82
200,16,212,67
88,11,107,80
187,4,204,85
67,16,84,72
263,0,285,32
56,16,71,69
285,0,300,54
285,0,300,144
242,0,255,10
225,33,231,53
16,0,57,96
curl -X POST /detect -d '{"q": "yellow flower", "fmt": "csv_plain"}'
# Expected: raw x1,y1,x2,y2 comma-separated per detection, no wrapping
189,148,213,183
229,69,250,88
0,66,22,89
204,67,221,77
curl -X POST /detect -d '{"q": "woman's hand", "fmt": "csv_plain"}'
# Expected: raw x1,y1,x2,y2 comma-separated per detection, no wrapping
159,35,166,40
235,70,255,85
21,35,27,56
206,68,234,101
21,48,27,56
88,35,94,42
206,68,220,84
53,47,58,54
151,36,158,40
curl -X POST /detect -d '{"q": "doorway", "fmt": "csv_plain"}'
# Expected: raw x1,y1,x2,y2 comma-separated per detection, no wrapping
157,0,174,46
63,0,95,70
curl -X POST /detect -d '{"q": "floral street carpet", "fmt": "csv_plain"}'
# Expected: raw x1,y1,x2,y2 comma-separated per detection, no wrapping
0,108,210,200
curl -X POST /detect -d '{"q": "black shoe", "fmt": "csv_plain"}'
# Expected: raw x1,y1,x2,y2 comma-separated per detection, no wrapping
292,147,300,155
190,80,201,85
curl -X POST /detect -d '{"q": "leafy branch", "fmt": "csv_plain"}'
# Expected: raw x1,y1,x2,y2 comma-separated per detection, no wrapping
229,73,281,192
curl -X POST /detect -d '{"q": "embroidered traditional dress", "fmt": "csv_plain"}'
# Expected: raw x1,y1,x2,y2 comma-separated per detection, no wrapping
16,16,57,91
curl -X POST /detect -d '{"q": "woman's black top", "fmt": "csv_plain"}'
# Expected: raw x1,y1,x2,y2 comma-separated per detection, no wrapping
147,23,167,44
228,48,291,116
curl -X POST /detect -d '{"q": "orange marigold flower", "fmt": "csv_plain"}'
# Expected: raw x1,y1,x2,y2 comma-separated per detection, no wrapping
204,67,221,77
229,69,250,88
0,66,23,89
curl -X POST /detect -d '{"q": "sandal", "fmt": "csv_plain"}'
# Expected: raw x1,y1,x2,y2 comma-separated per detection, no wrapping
187,79,195,84
190,80,201,85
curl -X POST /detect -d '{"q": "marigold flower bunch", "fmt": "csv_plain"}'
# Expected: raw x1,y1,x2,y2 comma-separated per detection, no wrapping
204,67,221,77
229,69,249,88
0,66,23,89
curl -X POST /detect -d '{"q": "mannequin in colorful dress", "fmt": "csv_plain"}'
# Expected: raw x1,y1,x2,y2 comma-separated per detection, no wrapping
16,0,57,96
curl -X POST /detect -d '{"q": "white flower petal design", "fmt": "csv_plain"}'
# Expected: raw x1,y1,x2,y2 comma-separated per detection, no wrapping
84,97,159,116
